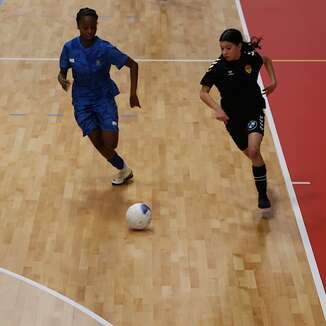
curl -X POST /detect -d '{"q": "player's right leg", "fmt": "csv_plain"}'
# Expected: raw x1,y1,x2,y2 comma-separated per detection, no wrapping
244,113,271,209
226,118,270,209
94,98,133,186
101,130,133,185
88,129,133,185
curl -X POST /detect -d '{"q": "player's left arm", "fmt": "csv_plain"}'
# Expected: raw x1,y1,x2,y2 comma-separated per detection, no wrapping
261,55,277,96
125,57,141,108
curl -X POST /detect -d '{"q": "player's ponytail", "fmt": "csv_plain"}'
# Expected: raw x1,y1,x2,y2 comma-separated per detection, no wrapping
219,28,262,54
243,36,263,53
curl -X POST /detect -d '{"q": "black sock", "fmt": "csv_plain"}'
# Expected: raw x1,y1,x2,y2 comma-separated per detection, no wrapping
252,165,267,196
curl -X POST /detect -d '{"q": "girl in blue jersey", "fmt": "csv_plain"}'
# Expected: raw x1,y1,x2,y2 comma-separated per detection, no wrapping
200,29,277,209
58,8,140,185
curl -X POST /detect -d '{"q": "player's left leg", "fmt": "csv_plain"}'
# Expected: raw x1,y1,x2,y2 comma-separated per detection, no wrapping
87,128,117,160
88,127,132,185
101,130,133,185
243,113,271,209
244,132,270,208
95,97,133,186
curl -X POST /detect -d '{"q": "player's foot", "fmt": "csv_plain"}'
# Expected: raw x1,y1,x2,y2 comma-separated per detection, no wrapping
258,193,271,209
112,167,133,185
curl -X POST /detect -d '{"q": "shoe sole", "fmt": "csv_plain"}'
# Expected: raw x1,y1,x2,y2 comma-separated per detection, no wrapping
111,171,133,186
259,205,271,209
258,202,271,209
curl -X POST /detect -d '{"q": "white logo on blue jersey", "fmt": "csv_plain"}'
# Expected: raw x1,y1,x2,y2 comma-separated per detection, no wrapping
69,58,75,63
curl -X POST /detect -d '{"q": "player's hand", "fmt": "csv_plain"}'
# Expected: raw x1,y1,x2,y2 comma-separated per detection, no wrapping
262,82,276,96
58,76,71,92
214,108,229,123
130,94,141,108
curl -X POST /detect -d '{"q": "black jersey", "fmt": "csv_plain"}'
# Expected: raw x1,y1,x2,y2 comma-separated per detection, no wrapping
200,51,265,118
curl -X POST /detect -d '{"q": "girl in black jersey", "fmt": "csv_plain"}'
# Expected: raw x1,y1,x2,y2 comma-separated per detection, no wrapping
200,28,277,209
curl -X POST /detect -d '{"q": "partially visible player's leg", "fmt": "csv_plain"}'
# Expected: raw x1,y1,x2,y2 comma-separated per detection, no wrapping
226,115,270,208
88,129,133,185
244,114,271,209
88,128,108,157
244,132,264,166
90,98,133,185
73,101,133,185
88,128,116,158
101,130,133,185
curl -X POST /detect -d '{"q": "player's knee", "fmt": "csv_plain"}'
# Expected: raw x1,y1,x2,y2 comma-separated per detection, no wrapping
247,147,260,160
101,134,118,150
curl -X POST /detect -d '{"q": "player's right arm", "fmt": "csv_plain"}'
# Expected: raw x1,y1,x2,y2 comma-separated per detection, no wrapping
58,69,71,91
200,85,229,123
58,44,71,92
200,61,229,123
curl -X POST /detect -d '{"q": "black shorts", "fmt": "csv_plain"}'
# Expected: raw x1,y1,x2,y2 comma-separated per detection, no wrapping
225,112,265,151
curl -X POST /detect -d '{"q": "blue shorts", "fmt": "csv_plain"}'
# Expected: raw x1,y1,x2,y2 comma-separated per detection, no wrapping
73,97,119,137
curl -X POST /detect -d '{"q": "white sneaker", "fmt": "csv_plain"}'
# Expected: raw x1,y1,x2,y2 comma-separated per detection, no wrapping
112,167,133,185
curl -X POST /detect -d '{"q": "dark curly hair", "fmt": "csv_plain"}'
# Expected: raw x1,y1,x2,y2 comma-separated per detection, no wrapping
76,8,98,26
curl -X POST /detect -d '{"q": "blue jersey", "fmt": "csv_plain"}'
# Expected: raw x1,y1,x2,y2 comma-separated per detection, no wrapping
59,36,128,102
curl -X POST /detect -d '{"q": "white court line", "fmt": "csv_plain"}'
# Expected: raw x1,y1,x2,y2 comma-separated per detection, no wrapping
273,59,326,63
0,57,325,63
137,58,212,62
0,267,113,326
0,57,212,62
292,181,312,185
235,0,326,319
0,57,58,62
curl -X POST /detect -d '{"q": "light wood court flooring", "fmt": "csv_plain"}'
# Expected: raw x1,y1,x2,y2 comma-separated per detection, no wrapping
0,0,325,325
0,271,106,326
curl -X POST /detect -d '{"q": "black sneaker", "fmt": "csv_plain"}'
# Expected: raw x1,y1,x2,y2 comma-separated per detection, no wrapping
258,193,271,209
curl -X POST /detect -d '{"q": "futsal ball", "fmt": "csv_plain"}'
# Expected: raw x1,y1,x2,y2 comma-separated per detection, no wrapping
126,203,152,230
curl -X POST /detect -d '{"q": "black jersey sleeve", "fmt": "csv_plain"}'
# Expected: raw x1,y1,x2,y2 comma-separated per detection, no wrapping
251,51,263,70
200,59,221,88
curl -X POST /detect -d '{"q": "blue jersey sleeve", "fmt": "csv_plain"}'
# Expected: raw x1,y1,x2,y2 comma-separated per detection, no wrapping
106,44,129,70
59,44,71,71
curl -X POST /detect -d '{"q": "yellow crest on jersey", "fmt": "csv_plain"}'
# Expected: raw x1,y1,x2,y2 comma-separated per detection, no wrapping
245,64,252,74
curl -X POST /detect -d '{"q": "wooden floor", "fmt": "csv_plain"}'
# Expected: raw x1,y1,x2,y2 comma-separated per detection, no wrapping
0,0,325,325
0,271,105,326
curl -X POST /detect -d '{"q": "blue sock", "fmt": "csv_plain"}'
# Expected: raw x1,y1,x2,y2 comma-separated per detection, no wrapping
108,153,125,170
